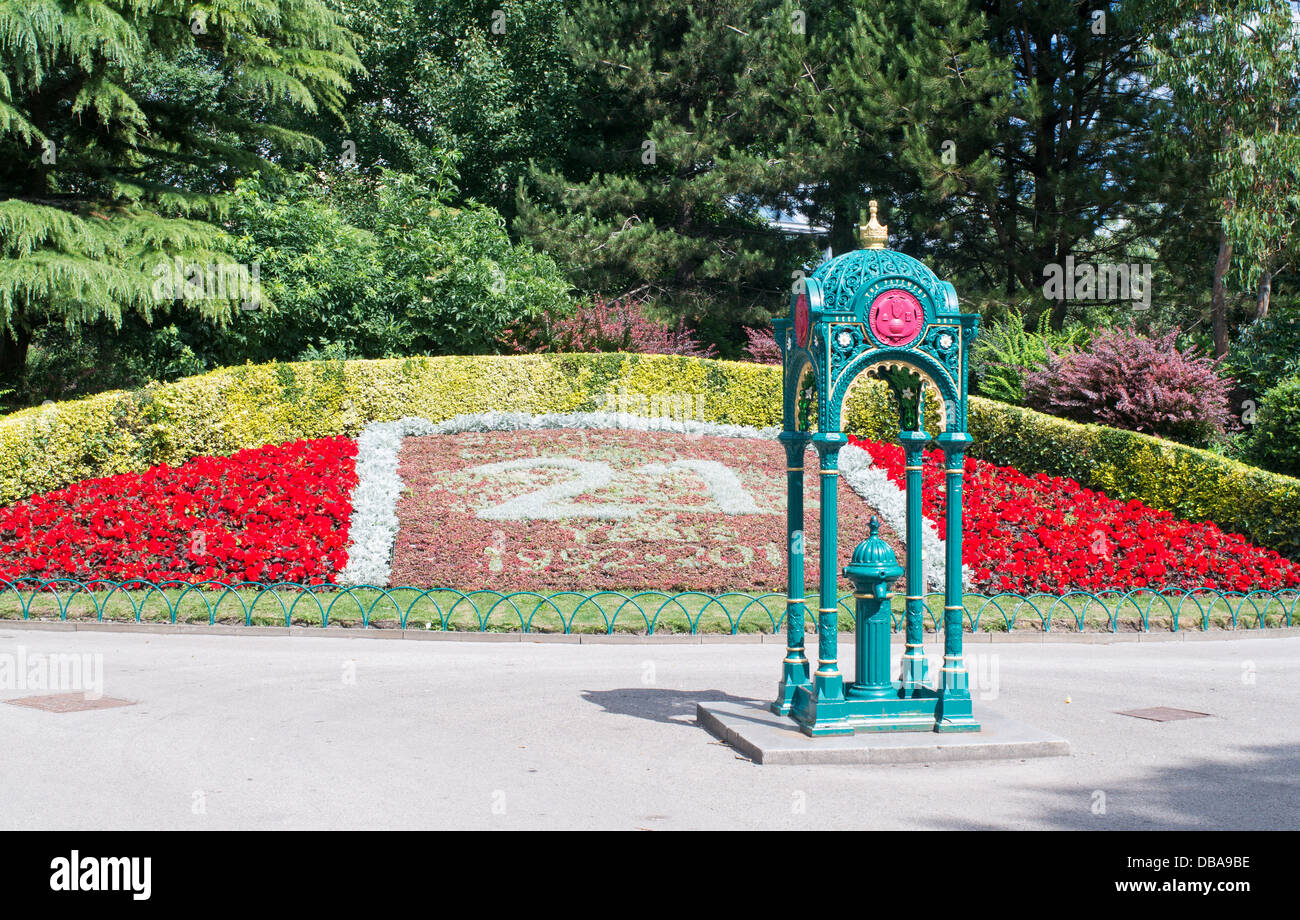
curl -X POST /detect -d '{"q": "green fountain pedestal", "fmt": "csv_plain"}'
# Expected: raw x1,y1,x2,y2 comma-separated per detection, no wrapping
790,517,977,736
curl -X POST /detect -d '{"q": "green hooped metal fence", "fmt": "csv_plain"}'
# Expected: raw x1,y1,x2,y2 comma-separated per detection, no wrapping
1,578,1298,634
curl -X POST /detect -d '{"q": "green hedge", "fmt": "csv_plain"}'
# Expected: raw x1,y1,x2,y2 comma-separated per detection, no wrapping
3,354,1298,559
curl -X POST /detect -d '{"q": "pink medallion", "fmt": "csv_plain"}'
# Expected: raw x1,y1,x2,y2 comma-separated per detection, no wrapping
795,290,810,348
868,289,924,346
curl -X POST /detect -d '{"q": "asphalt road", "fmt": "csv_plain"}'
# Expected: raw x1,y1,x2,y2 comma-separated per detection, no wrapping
1,627,1296,830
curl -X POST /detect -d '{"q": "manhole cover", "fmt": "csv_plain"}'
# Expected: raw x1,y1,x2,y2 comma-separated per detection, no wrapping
1116,707,1211,722
5,693,135,713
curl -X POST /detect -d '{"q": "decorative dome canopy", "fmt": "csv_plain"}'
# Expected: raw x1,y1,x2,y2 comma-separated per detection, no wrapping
773,197,979,436
809,247,958,323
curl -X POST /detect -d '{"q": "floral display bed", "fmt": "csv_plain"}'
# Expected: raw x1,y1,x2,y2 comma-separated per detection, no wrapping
1,412,1297,600
850,436,1300,594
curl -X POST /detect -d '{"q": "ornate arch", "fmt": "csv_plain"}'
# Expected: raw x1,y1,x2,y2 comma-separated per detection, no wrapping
829,350,957,435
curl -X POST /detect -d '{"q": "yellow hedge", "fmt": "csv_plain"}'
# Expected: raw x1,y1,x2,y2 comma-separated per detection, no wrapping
0,354,782,505
3,354,1297,558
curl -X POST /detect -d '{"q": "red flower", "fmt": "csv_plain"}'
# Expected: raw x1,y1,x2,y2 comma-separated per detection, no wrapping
0,437,358,586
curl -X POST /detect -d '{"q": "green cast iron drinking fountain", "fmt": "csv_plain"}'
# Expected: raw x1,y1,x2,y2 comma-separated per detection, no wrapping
771,200,981,736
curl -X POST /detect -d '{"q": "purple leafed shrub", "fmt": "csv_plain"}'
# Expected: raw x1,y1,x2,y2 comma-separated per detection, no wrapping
506,295,717,357
1023,327,1238,446
741,325,781,365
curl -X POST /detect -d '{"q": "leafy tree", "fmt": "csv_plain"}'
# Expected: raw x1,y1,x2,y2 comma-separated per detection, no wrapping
220,178,403,364
207,165,572,362
6,157,575,407
0,0,361,381
336,167,575,355
1248,374,1300,475
1226,309,1300,398
322,0,583,217
7,176,403,407
1145,0,1300,352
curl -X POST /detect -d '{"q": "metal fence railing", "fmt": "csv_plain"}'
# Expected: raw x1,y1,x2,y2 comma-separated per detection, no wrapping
2,578,1297,634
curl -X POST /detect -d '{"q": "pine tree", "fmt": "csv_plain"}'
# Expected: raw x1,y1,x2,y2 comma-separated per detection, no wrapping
785,0,1170,328
517,0,1173,339
513,0,821,343
0,0,360,380
772,0,1014,265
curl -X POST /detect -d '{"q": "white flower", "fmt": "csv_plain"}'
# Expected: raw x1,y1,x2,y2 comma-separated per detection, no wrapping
636,459,763,514
474,458,634,520
336,419,416,587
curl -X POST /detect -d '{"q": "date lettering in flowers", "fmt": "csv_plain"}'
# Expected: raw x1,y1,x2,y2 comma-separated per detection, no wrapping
469,458,769,521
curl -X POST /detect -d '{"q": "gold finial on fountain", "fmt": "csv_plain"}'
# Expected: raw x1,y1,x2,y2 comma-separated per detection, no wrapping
857,200,888,250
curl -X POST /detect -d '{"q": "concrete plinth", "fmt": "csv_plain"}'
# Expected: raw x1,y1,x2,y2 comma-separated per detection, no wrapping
697,699,1069,765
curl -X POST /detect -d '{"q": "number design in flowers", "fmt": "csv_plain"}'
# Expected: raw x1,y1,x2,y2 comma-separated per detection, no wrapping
469,458,770,520
635,460,764,514
386,427,884,592
471,458,628,520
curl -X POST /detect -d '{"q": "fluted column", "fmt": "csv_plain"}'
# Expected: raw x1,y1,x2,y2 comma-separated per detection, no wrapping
812,432,846,704
897,427,931,696
772,430,812,714
935,430,978,730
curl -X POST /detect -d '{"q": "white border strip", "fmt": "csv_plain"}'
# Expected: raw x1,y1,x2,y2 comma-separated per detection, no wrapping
337,412,965,590
336,419,412,586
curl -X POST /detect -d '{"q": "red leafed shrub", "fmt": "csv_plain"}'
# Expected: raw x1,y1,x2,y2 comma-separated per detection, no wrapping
505,295,717,357
0,438,358,585
850,435,1300,594
742,325,781,364
1023,327,1237,446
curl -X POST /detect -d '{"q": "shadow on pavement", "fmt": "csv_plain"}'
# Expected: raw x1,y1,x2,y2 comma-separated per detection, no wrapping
940,742,1300,830
582,688,757,727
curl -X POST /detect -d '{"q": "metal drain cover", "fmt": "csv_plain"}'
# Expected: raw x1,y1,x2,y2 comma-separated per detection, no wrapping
5,693,135,713
1117,707,1210,722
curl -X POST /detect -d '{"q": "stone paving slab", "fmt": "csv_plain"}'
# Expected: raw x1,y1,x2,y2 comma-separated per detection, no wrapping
698,700,1070,765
